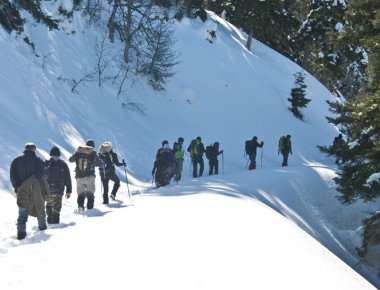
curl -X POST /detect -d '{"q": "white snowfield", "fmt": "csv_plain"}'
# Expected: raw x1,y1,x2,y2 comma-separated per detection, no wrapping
0,4,379,289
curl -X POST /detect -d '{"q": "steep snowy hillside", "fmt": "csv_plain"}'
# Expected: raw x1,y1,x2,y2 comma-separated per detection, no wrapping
0,6,379,288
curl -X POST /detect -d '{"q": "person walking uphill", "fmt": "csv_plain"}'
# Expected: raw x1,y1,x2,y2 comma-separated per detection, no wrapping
188,137,205,178
45,146,72,224
69,140,103,211
152,140,175,188
278,135,292,167
206,142,223,175
245,136,264,170
10,143,49,240
173,137,185,182
98,141,125,204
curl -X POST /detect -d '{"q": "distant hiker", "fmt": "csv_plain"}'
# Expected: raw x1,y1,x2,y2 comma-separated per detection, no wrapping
152,140,176,188
278,135,292,167
207,29,217,43
173,137,185,182
69,140,104,211
188,136,205,178
44,146,72,224
206,142,223,175
10,143,49,240
98,141,125,204
245,136,264,170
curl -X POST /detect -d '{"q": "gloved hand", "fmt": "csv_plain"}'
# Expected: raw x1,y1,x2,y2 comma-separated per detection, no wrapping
122,161,127,166
261,142,264,146
65,192,71,199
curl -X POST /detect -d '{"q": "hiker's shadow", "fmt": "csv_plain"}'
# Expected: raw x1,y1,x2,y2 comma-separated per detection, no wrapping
7,230,52,249
48,222,76,230
82,208,112,218
107,203,128,209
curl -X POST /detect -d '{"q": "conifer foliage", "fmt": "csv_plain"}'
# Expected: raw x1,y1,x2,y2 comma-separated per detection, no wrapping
288,72,310,120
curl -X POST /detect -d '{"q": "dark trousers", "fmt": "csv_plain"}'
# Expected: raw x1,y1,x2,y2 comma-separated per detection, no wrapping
209,159,219,175
174,159,183,182
77,192,95,209
17,207,46,234
46,194,63,224
249,152,257,170
192,157,204,178
155,167,172,188
281,151,290,167
102,172,120,203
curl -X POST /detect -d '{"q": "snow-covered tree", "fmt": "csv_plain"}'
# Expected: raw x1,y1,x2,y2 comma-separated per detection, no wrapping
288,72,310,120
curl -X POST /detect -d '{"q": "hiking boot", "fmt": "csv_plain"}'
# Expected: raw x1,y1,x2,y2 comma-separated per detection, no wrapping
39,224,47,231
110,194,116,201
17,231,26,240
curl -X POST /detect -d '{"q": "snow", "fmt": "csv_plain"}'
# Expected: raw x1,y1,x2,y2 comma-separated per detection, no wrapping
367,173,380,185
0,9,379,289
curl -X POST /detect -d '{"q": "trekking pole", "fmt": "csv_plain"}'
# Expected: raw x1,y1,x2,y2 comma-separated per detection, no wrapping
260,147,263,169
222,152,224,174
122,159,131,200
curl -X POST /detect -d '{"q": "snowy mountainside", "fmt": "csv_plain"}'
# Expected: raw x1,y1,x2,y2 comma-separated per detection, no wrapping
0,6,379,288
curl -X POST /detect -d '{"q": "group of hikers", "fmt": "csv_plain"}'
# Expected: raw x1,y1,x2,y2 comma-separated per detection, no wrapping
152,136,224,188
10,140,126,240
151,135,293,188
9,134,293,240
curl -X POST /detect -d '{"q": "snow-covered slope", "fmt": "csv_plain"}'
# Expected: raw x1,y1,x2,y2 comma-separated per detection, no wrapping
0,7,379,288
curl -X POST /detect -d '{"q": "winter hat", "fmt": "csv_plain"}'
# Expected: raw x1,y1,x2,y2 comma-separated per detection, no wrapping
86,139,95,148
178,137,184,144
24,143,36,151
196,136,202,141
50,146,61,157
162,140,169,147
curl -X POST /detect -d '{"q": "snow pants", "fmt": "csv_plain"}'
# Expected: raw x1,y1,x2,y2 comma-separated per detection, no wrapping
192,156,204,178
208,158,219,175
102,172,120,203
46,194,63,224
76,176,95,209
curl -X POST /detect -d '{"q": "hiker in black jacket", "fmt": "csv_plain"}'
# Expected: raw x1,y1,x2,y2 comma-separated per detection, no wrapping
45,146,72,224
98,141,125,204
10,143,47,240
206,142,223,175
152,140,175,188
245,136,264,170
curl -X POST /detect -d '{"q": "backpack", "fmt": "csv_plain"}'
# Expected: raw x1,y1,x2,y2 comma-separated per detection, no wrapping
245,140,252,155
205,145,213,159
76,146,93,176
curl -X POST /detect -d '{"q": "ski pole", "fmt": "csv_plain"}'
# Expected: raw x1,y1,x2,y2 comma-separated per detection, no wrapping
260,147,263,169
122,159,131,199
222,152,224,174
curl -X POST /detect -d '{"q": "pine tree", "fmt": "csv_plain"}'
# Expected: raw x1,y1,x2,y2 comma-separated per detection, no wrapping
320,0,380,204
293,0,366,98
288,72,311,120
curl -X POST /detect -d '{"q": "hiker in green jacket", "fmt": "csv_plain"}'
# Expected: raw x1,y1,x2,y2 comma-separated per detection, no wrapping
173,137,185,182
278,135,292,167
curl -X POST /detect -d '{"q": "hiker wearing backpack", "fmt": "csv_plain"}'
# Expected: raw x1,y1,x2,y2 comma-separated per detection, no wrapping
69,140,104,211
10,143,49,240
278,135,293,167
98,141,125,204
206,142,223,175
152,140,176,188
173,137,185,182
188,136,205,178
44,146,72,224
245,136,264,170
